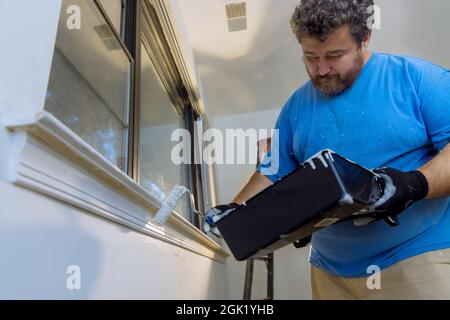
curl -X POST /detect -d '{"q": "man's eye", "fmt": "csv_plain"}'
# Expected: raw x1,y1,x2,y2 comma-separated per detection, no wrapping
306,56,318,62
328,55,343,60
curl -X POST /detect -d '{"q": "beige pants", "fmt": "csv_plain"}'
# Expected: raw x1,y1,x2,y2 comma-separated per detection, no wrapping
311,248,450,300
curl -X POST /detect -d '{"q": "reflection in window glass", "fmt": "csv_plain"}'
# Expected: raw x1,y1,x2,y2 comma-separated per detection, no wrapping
99,0,123,34
140,41,191,220
45,0,130,171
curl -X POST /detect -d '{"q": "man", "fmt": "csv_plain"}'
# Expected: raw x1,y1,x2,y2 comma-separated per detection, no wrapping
204,0,450,299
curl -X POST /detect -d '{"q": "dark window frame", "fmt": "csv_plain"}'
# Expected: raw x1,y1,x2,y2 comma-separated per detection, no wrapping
122,0,141,181
183,107,205,228
94,0,141,180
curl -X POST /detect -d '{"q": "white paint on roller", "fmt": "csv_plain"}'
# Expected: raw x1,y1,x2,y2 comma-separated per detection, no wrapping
153,185,190,225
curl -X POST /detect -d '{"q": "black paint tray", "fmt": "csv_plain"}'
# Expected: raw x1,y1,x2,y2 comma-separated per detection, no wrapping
216,150,384,261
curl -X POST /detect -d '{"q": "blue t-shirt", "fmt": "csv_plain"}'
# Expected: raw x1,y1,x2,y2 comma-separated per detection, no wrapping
257,52,450,277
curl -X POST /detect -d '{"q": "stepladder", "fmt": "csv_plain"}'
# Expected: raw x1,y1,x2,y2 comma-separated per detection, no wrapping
243,138,274,300
243,253,274,300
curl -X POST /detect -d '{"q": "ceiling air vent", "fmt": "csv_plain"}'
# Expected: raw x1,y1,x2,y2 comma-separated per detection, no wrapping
225,2,247,32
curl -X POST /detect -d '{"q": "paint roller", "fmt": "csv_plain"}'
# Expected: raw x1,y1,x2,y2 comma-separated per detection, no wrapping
153,185,204,225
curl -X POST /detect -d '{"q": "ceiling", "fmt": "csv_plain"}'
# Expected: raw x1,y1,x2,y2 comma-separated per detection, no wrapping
173,0,450,120
174,0,309,118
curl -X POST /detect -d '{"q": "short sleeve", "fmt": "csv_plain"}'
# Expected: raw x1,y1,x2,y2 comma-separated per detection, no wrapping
420,70,450,151
256,97,299,183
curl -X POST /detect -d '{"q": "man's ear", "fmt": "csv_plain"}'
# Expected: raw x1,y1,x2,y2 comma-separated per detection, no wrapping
362,32,372,49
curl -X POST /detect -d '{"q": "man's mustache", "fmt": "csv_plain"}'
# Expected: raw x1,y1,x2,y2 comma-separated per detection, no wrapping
315,74,338,81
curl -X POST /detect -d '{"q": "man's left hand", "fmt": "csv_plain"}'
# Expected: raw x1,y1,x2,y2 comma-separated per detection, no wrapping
354,167,429,226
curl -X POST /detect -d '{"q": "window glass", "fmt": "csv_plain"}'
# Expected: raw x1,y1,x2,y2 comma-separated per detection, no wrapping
98,0,123,34
45,0,131,171
140,41,191,220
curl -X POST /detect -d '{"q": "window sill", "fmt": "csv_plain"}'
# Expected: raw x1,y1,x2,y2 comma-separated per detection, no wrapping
4,111,228,263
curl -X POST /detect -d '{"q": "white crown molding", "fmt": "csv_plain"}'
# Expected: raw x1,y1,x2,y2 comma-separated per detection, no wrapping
145,0,205,115
4,111,228,263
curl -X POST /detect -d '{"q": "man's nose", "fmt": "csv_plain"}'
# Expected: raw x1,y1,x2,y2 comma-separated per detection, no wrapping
317,60,331,76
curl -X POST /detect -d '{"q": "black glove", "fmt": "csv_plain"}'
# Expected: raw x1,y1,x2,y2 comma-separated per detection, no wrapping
203,203,240,237
293,235,312,249
354,168,429,227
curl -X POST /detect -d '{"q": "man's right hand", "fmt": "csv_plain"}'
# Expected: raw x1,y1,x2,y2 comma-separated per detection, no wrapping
203,203,240,238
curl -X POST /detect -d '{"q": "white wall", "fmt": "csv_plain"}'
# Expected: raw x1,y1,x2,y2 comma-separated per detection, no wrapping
0,0,61,181
0,0,229,300
0,0,61,117
371,0,450,69
211,108,281,205
0,181,227,299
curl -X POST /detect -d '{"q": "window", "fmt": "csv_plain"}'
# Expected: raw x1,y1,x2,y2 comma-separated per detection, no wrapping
42,0,212,230
44,0,132,171
139,40,191,220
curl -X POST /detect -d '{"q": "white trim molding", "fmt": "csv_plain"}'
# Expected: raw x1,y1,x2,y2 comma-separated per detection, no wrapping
4,111,228,263
144,0,204,115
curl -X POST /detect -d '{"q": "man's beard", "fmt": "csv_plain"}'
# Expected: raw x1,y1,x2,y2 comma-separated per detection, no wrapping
308,52,365,96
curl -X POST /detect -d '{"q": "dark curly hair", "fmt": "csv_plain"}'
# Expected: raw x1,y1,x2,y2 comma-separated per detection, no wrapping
290,0,375,44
